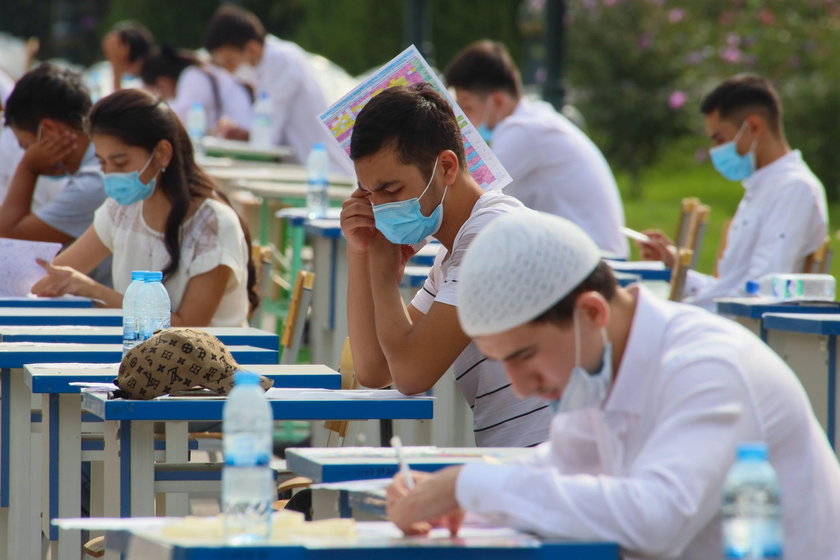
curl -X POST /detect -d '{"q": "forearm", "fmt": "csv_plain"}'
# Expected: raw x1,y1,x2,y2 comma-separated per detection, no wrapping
0,164,37,236
346,251,391,388
81,281,123,308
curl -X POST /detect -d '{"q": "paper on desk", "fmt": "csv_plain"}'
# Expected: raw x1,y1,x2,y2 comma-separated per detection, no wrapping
607,260,667,271
310,478,393,493
353,521,539,547
265,388,432,400
68,382,118,390
52,517,177,531
318,45,511,193
0,238,61,297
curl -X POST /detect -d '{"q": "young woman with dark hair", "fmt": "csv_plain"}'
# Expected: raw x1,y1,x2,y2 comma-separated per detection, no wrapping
140,46,252,135
32,88,258,327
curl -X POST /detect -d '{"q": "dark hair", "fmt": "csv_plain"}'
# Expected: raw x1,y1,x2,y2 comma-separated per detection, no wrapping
350,83,467,178
530,261,617,327
113,21,156,63
140,46,202,86
88,89,259,312
444,40,522,98
700,74,782,134
3,63,91,133
204,4,265,51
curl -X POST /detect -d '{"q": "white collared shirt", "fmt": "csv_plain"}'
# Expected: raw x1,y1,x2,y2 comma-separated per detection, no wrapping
256,35,353,176
456,286,840,559
491,100,627,257
684,150,828,310
170,64,252,131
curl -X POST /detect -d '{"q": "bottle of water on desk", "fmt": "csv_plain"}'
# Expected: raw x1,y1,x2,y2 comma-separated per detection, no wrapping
250,92,273,148
139,271,171,341
223,370,274,544
745,273,835,301
187,101,206,154
722,442,783,559
306,142,329,219
122,270,146,355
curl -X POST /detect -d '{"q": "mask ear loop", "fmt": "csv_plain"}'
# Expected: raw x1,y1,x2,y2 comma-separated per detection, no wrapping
416,156,440,200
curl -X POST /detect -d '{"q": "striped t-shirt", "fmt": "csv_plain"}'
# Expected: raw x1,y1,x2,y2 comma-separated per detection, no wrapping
410,191,552,447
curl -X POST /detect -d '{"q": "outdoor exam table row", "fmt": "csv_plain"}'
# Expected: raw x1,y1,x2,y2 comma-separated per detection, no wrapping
90,521,620,560
0,342,279,560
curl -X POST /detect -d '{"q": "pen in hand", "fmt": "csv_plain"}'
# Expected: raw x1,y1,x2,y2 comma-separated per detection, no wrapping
391,435,414,489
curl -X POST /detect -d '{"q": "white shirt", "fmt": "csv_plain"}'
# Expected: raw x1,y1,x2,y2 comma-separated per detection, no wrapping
456,286,840,559
170,65,252,131
684,150,828,310
94,197,249,327
411,191,553,447
492,100,627,257
256,35,353,176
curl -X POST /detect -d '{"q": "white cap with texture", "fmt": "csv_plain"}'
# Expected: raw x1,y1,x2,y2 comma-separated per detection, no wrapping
457,210,601,337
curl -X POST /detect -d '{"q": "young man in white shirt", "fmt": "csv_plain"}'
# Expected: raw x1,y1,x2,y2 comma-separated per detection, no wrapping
445,40,627,257
203,5,353,176
340,83,552,447
641,74,828,310
386,210,840,560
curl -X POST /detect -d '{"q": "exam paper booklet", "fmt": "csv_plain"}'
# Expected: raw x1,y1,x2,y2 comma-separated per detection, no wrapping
319,44,512,193
0,238,61,297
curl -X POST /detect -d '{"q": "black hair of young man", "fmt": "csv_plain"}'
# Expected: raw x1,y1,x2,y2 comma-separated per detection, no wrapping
3,63,91,133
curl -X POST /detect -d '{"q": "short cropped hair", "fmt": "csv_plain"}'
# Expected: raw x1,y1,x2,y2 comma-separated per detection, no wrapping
113,21,155,63
3,63,91,133
444,40,522,98
700,74,783,134
204,4,266,51
350,83,467,178
530,261,617,327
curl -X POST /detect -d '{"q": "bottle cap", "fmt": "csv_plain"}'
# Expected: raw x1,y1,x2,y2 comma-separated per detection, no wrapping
233,370,261,386
744,280,759,295
736,442,768,461
130,270,145,281
312,142,325,151
145,271,163,283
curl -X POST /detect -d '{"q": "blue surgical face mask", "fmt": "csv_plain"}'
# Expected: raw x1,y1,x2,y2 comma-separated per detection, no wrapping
709,121,756,182
103,153,158,206
549,312,613,414
371,157,447,245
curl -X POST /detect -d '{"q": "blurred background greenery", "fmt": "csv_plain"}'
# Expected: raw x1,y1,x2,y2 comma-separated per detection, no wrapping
2,0,840,276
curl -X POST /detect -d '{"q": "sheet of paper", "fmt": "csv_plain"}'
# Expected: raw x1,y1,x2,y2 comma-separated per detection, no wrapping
52,517,176,531
310,478,393,493
0,238,61,297
607,260,667,271
264,388,431,400
319,45,512,192
620,226,651,244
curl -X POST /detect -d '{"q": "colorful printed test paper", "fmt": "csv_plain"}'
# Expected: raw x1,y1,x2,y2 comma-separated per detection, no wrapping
318,45,512,192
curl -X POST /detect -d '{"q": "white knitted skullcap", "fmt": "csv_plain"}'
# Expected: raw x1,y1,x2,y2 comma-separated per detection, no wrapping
457,210,601,337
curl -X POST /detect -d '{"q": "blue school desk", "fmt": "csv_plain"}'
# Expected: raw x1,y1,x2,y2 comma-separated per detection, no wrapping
26,362,341,560
0,342,277,560
80,389,433,522
0,296,93,308
102,527,620,560
715,297,840,337
762,312,840,452
0,306,122,326
0,325,280,350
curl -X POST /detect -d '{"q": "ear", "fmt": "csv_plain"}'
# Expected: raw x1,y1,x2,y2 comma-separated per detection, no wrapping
489,91,507,111
154,139,174,169
438,149,460,185
576,291,610,329
39,118,65,136
745,114,766,136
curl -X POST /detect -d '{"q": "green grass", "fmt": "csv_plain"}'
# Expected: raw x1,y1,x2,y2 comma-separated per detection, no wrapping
616,136,840,279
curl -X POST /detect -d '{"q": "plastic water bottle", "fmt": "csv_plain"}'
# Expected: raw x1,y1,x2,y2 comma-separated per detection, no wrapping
744,273,835,301
722,442,783,559
250,92,273,148
306,142,329,219
187,101,207,153
122,270,146,355
223,370,274,544
140,271,171,341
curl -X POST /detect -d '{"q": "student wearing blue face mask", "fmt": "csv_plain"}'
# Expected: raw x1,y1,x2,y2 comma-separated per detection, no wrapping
445,41,628,258
386,211,840,560
32,88,258,327
341,83,552,448
640,74,828,310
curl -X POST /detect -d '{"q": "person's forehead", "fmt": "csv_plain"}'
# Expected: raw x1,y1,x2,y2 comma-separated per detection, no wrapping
354,146,423,184
10,125,35,147
476,320,569,359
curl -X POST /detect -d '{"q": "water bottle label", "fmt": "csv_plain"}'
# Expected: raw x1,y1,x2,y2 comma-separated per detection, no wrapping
225,434,270,467
724,518,783,559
